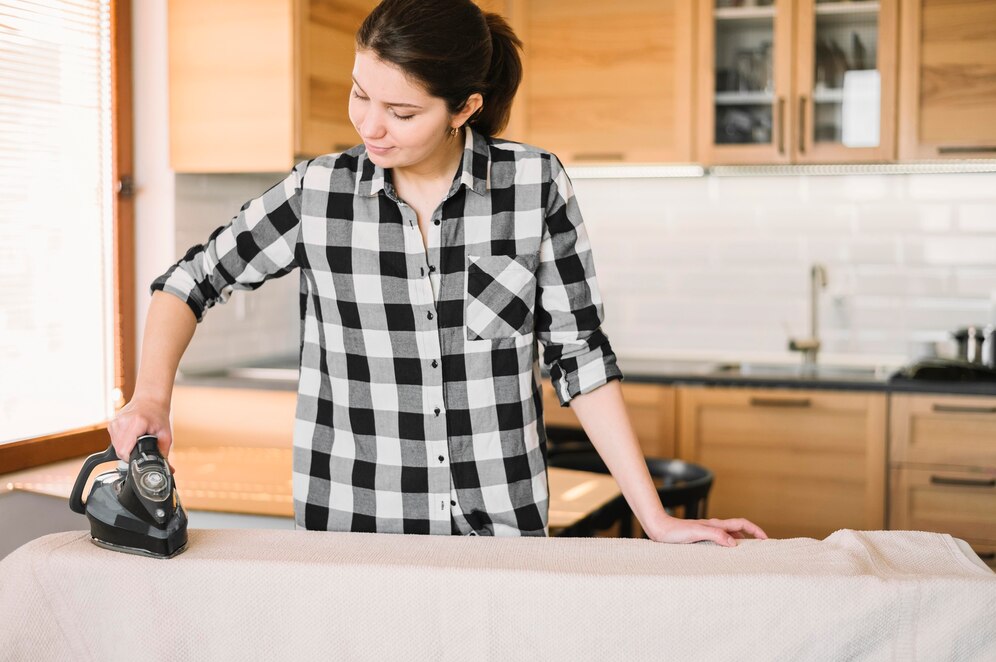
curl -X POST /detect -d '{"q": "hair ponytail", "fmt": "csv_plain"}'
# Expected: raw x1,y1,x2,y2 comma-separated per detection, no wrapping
356,0,523,138
473,13,523,137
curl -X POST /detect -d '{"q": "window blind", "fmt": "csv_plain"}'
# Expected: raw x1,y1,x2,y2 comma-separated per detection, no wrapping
0,0,115,443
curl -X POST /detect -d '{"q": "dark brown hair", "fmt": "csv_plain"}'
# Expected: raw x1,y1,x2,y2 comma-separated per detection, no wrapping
356,0,523,138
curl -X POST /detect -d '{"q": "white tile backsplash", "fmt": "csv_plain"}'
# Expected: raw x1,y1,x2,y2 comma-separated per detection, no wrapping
574,171,996,363
172,170,996,369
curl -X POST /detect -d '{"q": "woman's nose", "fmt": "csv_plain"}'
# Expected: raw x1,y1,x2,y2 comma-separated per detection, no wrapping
357,108,387,140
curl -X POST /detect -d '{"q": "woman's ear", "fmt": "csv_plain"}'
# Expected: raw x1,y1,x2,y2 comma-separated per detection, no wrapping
452,93,484,130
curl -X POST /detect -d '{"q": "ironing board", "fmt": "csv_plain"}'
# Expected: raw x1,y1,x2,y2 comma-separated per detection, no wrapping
1,528,993,661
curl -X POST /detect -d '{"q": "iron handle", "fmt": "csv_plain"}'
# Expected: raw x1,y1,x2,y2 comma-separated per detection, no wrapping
932,404,996,415
929,475,996,488
776,96,785,155
749,397,812,408
69,443,120,514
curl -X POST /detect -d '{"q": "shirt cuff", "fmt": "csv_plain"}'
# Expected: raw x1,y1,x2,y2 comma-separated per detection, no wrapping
548,329,624,406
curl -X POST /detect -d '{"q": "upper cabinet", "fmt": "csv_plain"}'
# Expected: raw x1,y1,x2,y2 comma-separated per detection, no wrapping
897,0,996,160
697,0,898,165
170,0,376,173
514,0,695,164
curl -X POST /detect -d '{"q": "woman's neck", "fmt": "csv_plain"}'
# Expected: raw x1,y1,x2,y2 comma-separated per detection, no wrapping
392,128,465,191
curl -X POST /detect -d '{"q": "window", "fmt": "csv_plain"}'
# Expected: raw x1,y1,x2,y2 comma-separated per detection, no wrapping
0,0,133,471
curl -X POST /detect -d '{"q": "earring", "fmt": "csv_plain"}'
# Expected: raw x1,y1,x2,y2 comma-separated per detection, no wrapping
449,126,459,137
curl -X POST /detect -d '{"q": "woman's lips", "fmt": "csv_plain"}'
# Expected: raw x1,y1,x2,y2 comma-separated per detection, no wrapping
366,143,394,155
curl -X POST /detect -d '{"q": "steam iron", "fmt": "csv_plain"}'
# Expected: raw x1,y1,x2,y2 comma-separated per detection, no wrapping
69,434,188,559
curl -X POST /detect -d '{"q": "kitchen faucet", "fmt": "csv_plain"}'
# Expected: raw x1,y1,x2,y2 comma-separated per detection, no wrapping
788,264,829,369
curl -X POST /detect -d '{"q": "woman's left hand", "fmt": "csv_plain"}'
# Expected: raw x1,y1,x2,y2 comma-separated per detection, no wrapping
644,514,769,547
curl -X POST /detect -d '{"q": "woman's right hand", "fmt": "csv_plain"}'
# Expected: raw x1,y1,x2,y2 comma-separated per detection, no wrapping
107,397,174,468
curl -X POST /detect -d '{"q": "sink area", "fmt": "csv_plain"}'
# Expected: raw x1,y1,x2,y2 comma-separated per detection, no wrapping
712,362,891,381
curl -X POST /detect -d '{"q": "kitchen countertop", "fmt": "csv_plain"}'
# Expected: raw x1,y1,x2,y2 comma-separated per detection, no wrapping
0,446,621,532
177,354,996,397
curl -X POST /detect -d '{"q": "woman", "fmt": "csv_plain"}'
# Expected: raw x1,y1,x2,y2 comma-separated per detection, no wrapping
110,0,766,546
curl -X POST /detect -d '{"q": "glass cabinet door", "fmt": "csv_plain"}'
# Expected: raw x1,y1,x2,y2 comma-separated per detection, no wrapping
699,0,793,164
794,0,898,161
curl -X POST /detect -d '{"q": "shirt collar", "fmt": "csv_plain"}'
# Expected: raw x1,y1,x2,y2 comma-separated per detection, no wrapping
357,125,491,198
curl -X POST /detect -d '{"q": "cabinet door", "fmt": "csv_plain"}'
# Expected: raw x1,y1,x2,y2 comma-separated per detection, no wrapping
677,386,888,539
890,393,996,468
523,0,694,163
889,466,996,543
793,0,898,162
696,0,794,165
898,0,996,159
296,0,379,158
169,0,296,172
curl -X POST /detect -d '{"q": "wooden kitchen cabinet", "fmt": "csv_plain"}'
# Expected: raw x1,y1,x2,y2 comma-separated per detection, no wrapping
696,0,898,165
542,381,676,459
169,0,376,173
897,0,996,160
677,385,888,539
889,393,996,570
171,385,297,448
518,0,695,164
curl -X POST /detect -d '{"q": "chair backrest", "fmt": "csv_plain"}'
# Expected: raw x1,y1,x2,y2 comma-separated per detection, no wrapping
644,458,714,519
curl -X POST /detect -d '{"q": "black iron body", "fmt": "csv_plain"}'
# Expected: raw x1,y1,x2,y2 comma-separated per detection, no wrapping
70,435,188,558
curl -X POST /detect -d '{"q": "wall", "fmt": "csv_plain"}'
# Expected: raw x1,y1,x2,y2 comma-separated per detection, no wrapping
573,171,996,365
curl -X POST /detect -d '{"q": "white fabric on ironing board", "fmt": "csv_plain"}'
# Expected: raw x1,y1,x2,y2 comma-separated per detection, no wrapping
0,528,993,661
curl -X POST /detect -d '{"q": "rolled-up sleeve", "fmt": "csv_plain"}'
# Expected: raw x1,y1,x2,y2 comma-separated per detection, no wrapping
150,160,309,322
535,154,623,406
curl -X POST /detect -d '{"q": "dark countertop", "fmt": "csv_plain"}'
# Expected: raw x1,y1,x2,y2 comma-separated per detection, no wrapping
177,354,996,397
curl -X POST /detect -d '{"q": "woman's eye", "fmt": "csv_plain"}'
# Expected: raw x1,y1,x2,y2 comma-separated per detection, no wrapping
351,90,367,100
394,114,414,121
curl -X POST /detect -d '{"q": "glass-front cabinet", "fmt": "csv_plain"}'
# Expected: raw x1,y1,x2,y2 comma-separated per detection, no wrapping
697,0,898,165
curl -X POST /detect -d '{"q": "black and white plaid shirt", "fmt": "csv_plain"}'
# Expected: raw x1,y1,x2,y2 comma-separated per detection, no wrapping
153,127,622,536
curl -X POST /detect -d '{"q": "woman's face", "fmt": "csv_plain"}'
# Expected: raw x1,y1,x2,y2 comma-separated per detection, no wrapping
349,49,472,169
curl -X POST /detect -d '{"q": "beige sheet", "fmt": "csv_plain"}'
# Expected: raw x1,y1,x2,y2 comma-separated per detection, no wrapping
1,528,993,661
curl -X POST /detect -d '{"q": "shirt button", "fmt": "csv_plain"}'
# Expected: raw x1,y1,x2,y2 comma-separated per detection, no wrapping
433,219,440,226
431,359,438,368
450,500,456,506
434,407,441,416
427,311,433,320
428,265,436,273
438,455,445,462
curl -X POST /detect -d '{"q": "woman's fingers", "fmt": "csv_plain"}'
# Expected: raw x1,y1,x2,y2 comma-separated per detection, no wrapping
707,517,769,540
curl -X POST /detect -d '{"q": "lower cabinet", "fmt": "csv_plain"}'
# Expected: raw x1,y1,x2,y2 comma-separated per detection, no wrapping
889,393,996,571
677,386,888,540
541,381,676,458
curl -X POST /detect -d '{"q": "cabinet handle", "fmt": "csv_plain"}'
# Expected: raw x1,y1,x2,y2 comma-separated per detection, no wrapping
976,551,996,561
929,475,996,488
571,152,625,162
938,146,996,155
776,96,785,155
749,397,812,408
932,404,996,415
798,96,807,155
332,143,353,152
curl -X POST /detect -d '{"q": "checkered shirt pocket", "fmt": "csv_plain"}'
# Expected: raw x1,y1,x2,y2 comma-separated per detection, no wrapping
465,254,538,340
